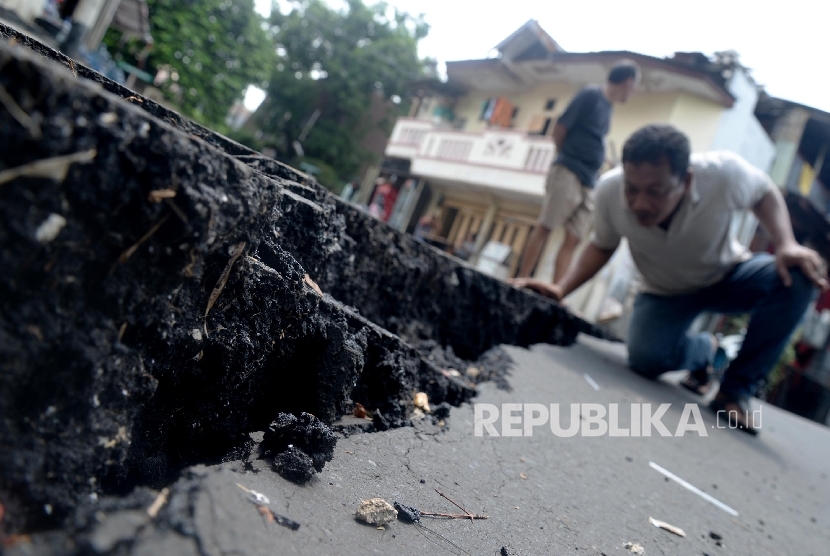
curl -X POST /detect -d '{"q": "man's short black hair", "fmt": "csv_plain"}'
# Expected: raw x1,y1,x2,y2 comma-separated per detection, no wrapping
622,124,691,178
608,60,639,84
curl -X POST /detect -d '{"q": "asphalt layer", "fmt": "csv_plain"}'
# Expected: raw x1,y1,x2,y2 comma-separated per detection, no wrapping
23,336,826,556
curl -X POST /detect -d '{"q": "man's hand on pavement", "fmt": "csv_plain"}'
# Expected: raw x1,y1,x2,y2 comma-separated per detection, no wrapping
508,278,564,301
776,242,829,290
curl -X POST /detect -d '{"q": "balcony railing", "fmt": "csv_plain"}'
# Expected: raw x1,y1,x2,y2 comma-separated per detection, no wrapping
387,119,554,175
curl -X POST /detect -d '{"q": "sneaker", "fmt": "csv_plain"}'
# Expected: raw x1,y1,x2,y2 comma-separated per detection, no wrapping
709,390,758,435
681,345,728,396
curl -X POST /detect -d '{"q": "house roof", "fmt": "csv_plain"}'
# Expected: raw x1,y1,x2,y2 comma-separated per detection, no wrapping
405,77,468,98
446,50,736,107
495,19,565,60
444,21,738,107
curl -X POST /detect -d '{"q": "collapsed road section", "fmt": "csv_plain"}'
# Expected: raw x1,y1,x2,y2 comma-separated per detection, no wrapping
0,27,615,541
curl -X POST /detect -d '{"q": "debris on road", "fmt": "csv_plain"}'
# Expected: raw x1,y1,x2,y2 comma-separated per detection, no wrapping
355,498,398,525
237,483,300,531
146,488,170,519
393,501,472,556
273,446,315,484
147,189,177,203
353,403,369,419
414,392,431,412
419,511,489,520
649,516,686,537
303,273,323,296
709,531,722,540
262,413,338,483
624,541,645,554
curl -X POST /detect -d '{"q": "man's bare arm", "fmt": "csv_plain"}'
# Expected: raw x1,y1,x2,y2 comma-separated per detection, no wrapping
751,187,796,250
753,188,828,289
552,123,567,152
558,243,616,297
510,243,615,301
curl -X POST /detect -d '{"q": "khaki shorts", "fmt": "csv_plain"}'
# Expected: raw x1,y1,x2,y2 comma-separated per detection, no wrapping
538,164,595,238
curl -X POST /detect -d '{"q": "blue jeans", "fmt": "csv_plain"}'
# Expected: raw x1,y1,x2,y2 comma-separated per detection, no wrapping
627,254,815,399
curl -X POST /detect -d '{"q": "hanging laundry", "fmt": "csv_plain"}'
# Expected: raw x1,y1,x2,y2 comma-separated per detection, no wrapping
489,97,515,128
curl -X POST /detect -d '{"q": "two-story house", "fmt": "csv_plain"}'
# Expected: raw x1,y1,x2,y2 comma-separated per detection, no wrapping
360,20,776,337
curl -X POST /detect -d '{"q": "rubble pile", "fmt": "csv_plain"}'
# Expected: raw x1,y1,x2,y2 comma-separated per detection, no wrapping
0,25,614,540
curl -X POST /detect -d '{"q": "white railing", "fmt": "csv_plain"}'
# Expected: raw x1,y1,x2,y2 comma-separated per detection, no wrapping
398,127,429,147
413,127,554,175
525,145,554,173
388,119,433,149
386,119,556,198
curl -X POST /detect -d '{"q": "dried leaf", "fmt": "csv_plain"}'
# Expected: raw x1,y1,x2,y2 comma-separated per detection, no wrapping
0,82,42,138
303,274,323,295
0,150,97,186
146,488,170,518
117,214,171,264
148,189,176,203
205,242,246,318
353,403,367,419
649,516,686,537
414,392,431,412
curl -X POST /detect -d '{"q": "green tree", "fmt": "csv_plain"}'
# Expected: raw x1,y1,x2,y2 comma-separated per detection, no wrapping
246,0,432,189
108,0,275,127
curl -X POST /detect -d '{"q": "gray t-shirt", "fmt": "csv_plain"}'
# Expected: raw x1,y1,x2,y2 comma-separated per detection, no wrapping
554,85,612,187
591,151,775,296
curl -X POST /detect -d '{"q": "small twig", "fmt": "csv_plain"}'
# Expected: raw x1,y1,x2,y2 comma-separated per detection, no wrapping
116,214,171,265
420,512,489,520
125,96,143,103
164,198,189,223
0,149,97,186
148,189,176,203
146,487,170,518
67,58,77,77
204,241,246,318
0,83,42,138
435,489,475,521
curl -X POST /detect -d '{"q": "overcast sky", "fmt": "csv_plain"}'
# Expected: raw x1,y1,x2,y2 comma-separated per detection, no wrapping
248,0,829,113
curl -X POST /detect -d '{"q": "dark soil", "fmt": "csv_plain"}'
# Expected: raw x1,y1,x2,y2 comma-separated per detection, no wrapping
0,25,616,545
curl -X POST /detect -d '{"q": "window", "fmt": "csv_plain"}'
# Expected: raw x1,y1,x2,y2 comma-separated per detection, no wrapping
545,99,556,111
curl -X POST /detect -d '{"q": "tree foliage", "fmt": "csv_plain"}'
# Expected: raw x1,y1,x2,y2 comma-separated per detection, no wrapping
245,0,432,187
107,0,275,127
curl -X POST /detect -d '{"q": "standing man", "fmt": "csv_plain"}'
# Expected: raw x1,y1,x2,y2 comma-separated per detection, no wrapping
511,125,826,434
516,61,639,281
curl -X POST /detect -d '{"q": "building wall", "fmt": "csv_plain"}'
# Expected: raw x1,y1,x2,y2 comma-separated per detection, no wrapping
667,93,724,153
710,69,776,172
505,82,577,130
446,85,709,165
606,92,679,161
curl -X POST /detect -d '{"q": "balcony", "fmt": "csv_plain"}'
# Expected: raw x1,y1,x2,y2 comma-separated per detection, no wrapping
385,119,555,200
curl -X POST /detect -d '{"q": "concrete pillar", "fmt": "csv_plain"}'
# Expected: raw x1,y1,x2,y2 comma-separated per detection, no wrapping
469,196,497,266
84,0,122,52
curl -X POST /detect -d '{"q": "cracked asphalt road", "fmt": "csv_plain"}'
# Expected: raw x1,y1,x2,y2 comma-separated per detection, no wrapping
67,337,830,555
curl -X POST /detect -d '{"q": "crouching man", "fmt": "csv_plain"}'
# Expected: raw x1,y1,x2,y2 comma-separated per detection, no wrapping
511,124,826,434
